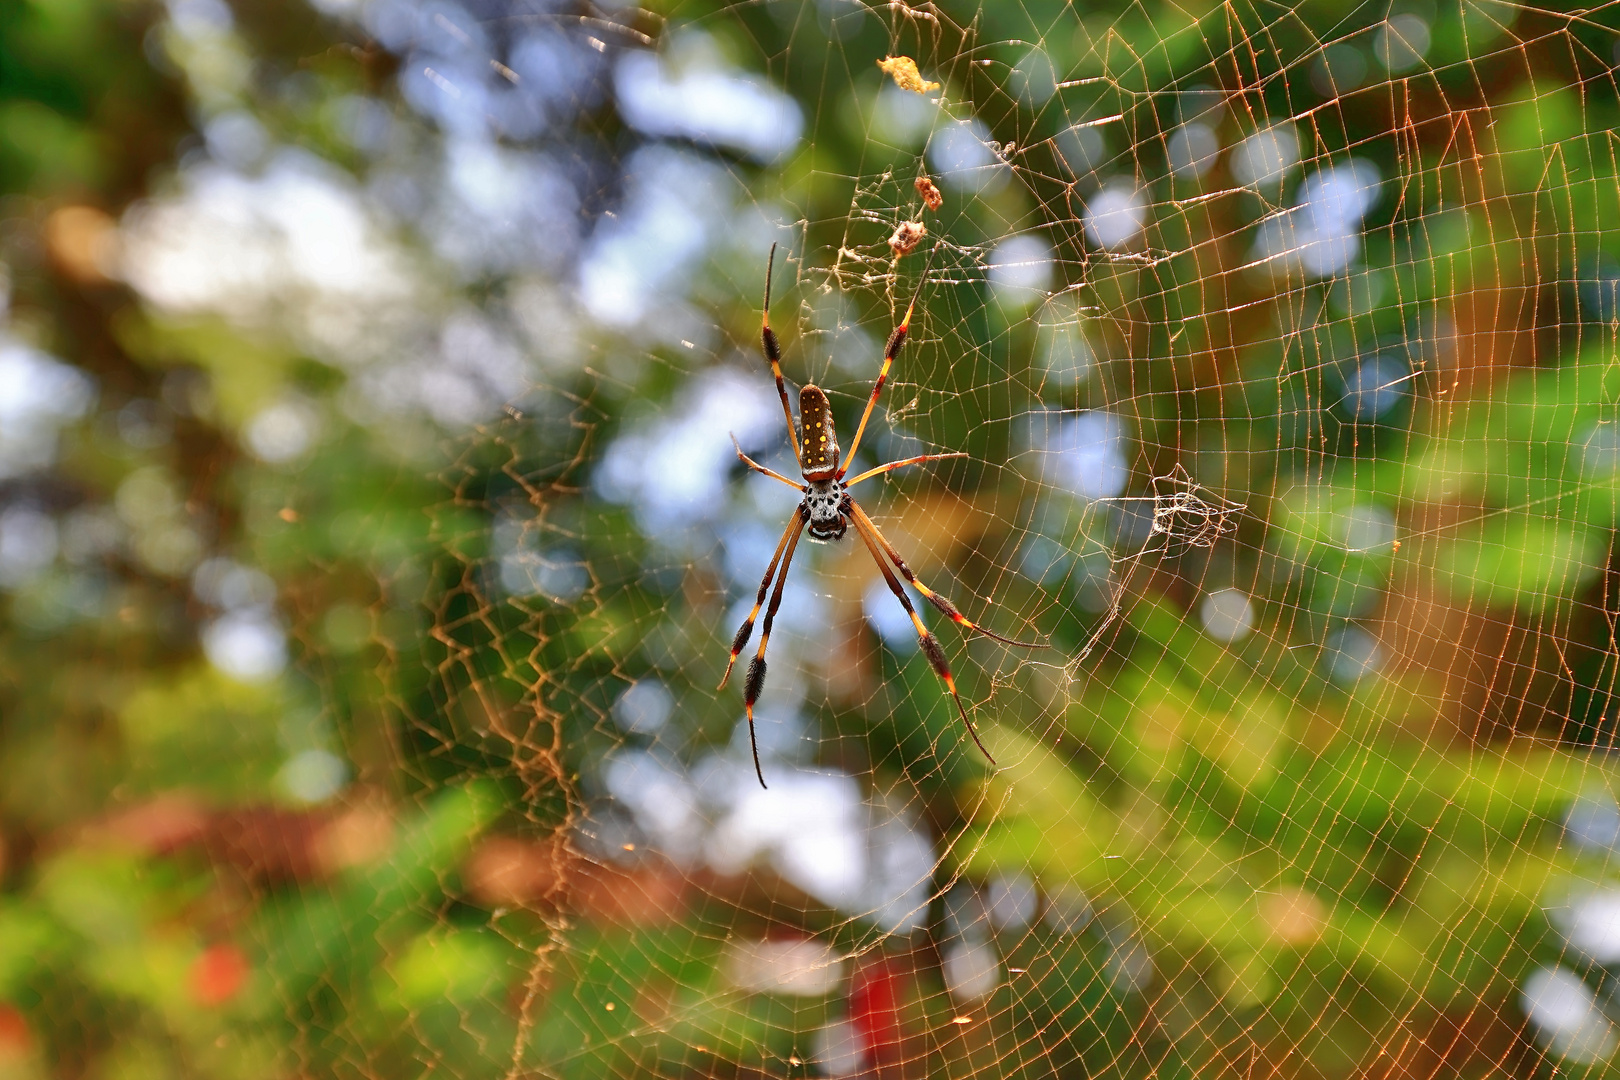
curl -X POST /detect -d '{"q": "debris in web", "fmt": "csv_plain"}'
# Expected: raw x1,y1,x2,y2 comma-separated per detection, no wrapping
888,220,927,257
914,175,944,212
1067,465,1246,669
876,55,940,94
1130,463,1246,562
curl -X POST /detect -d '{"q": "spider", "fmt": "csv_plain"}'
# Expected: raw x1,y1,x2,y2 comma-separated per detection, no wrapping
719,243,1046,787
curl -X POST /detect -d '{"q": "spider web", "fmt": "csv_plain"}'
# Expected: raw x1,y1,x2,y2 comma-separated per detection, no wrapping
82,0,1620,1077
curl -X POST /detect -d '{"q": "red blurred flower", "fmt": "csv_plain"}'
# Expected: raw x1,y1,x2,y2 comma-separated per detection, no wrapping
190,943,250,1006
0,1005,31,1060
849,959,905,1067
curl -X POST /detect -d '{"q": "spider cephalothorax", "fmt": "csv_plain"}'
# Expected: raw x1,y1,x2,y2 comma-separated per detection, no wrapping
803,476,849,542
718,243,1047,787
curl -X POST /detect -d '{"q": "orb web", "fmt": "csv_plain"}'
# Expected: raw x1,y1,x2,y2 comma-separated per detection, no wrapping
86,0,1620,1077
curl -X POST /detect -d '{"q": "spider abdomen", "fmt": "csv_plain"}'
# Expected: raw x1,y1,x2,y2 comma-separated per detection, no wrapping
798,385,840,481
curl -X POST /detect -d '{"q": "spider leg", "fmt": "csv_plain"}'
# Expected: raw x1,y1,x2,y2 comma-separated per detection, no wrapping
850,509,996,766
718,510,803,692
848,501,1047,649
730,433,805,492
843,453,968,488
839,244,938,474
742,514,807,788
761,243,803,468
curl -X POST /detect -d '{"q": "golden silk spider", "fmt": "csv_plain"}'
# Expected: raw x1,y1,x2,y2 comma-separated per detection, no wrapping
718,243,1046,787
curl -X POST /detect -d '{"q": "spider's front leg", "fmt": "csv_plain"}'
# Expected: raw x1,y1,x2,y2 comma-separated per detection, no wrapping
730,434,804,492
760,243,803,468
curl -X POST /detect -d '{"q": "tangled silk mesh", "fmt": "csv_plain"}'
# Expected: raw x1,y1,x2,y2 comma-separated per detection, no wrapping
354,2,1620,1078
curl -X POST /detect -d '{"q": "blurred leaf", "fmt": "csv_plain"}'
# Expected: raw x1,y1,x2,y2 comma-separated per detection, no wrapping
375,927,516,1010
0,100,99,191
254,781,503,997
1496,82,1582,193
1433,514,1604,613
118,667,284,799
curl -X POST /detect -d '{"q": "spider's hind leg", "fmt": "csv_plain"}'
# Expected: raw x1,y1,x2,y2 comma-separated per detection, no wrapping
718,511,803,692
850,508,996,766
847,502,1046,649
737,513,806,788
